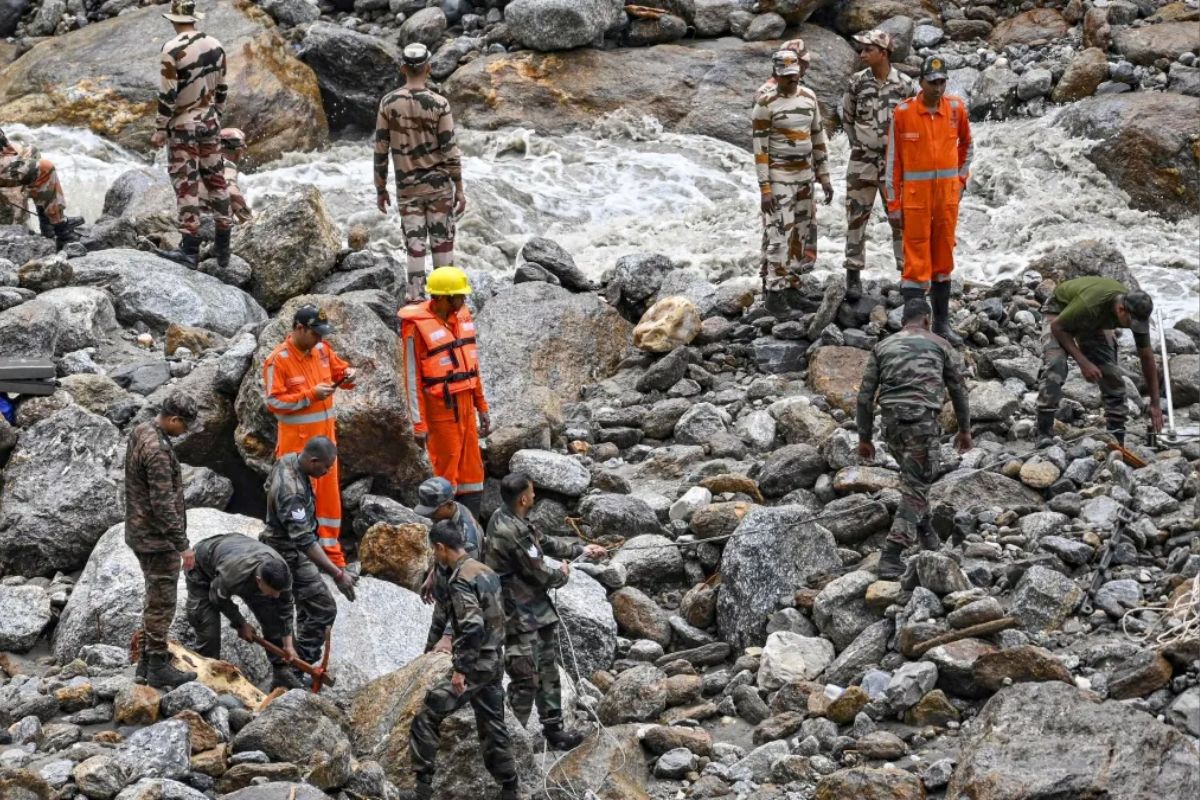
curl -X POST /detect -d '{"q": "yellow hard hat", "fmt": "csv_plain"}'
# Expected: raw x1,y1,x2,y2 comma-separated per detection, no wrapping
425,266,472,296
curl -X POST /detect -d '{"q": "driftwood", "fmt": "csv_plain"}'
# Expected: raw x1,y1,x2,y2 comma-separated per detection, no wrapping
907,617,1019,658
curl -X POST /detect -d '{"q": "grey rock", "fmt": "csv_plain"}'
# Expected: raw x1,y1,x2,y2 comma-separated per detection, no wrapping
758,443,825,497
970,381,1019,422
159,682,217,718
823,619,893,687
1094,579,1142,619
913,24,943,48
637,348,689,393
114,779,209,800
886,660,938,711
744,11,785,41
232,690,350,763
732,740,789,783
114,720,190,782
913,552,972,595
295,21,403,129
1010,565,1082,632
553,569,617,681
72,756,126,800
1019,511,1070,539
693,0,738,36
1040,535,1095,567
598,664,667,724
758,631,835,689
1167,688,1200,737
520,238,593,292
1017,67,1054,100
611,534,684,588
971,64,1020,120
504,0,621,51
399,6,447,47
580,494,661,539
674,402,730,444
509,450,591,496
813,570,880,651
655,747,698,779
218,784,328,800
753,338,806,374
0,585,52,652
180,465,233,511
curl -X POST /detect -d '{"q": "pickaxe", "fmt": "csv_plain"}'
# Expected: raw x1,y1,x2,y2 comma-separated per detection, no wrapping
252,627,336,693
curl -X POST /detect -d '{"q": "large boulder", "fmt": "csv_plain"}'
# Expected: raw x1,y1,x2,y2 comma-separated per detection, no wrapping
503,0,622,51
544,724,650,800
717,506,842,651
929,469,1043,511
1052,48,1109,104
1060,92,1200,223
946,682,1200,799
234,294,427,490
446,27,857,149
555,569,618,680
0,1,328,165
232,186,341,312
295,21,404,130
474,282,631,432
71,249,267,337
0,405,123,577
33,287,119,353
836,0,940,33
808,346,871,414
0,0,26,38
1114,21,1200,66
232,688,350,761
988,9,1068,48
53,509,272,684
1027,240,1140,291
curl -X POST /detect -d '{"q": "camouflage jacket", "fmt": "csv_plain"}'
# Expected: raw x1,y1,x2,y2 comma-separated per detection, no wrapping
190,533,295,637
0,137,42,188
484,506,583,634
373,86,462,200
752,85,830,188
842,66,917,162
431,503,487,637
124,420,188,554
156,31,227,132
856,326,971,440
263,453,318,553
428,554,506,677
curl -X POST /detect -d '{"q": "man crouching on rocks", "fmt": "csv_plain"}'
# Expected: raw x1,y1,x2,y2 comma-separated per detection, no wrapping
856,297,972,578
409,520,519,800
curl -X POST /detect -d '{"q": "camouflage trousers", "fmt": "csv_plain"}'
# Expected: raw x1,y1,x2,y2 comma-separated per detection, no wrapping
844,153,903,272
168,122,230,236
761,178,816,291
505,624,564,728
397,187,456,276
1037,316,1126,436
409,669,516,787
135,550,181,656
186,573,291,664
0,147,67,224
881,405,940,547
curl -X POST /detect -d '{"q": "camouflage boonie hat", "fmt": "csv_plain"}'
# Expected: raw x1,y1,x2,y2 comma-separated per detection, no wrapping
1123,290,1153,335
773,50,802,77
921,55,949,81
219,128,246,150
402,43,431,67
162,0,204,23
853,29,893,51
160,392,198,422
780,38,812,65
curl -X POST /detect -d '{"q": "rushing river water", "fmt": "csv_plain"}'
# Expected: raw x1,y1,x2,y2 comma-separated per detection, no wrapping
9,112,1199,322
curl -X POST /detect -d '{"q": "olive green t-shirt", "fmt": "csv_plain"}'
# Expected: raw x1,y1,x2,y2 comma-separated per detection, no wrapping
1050,277,1150,348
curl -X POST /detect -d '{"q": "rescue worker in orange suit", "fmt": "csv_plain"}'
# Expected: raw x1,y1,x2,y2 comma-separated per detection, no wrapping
399,266,490,520
262,305,356,567
885,55,972,347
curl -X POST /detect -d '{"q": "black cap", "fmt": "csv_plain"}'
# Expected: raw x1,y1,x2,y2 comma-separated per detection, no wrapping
1122,290,1153,335
921,55,949,81
294,305,333,337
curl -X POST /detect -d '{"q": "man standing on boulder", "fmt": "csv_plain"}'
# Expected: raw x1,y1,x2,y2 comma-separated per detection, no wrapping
262,436,357,688
1035,276,1161,444
886,55,973,345
153,0,232,270
399,267,488,519
842,30,916,299
262,305,355,567
0,127,83,249
485,473,607,750
856,298,971,579
410,521,518,800
753,47,834,313
125,392,199,689
375,42,466,303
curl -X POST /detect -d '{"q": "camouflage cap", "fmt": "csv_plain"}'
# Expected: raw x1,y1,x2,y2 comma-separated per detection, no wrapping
1122,290,1153,334
219,128,246,150
921,55,949,81
780,38,812,65
162,0,204,23
402,43,431,67
853,29,893,51
415,477,456,516
160,392,198,422
773,50,802,77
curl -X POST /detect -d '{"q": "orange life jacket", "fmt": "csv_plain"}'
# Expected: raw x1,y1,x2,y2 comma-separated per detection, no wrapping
398,302,481,408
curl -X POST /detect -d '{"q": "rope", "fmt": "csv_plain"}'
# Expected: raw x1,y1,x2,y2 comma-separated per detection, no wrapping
1121,572,1200,650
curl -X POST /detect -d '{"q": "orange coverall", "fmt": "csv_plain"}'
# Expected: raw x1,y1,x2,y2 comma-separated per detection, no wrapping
398,301,488,499
885,92,973,290
262,335,353,567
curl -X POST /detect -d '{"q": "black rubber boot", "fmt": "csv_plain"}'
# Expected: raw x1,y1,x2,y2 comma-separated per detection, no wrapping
763,290,788,316
412,780,433,800
899,286,925,303
543,724,584,751
145,653,197,689
783,287,805,310
53,218,83,250
157,233,201,268
134,641,149,685
918,520,941,552
1036,410,1056,439
271,664,305,691
877,540,906,580
929,281,963,346
845,268,863,301
214,226,232,269
1108,427,1126,446
499,781,520,800
37,207,53,238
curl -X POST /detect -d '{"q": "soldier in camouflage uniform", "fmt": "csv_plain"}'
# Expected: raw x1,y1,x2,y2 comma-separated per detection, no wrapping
842,30,917,298
125,392,200,689
153,0,232,269
1036,277,1161,444
0,127,83,248
416,476,487,655
856,298,972,578
185,533,300,684
262,436,357,687
485,473,607,750
753,48,834,312
410,521,519,800
375,43,466,303
219,127,252,224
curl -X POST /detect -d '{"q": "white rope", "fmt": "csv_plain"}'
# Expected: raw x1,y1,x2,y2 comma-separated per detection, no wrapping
1121,572,1200,650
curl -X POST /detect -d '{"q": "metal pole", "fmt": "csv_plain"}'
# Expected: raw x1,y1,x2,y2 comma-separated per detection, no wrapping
1156,307,1176,436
